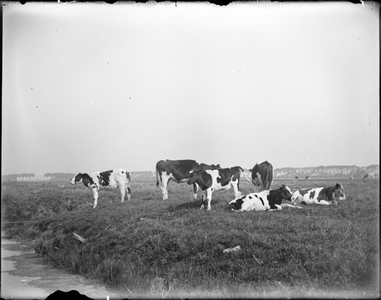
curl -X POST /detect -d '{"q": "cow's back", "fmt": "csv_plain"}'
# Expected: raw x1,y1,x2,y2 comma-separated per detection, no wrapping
112,169,130,184
292,187,324,205
157,159,198,172
95,169,128,189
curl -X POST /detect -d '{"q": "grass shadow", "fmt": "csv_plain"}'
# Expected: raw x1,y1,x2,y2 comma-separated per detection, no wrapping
167,200,201,212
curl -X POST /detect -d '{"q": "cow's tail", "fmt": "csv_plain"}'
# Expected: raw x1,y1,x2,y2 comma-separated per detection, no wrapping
125,170,131,193
125,170,131,182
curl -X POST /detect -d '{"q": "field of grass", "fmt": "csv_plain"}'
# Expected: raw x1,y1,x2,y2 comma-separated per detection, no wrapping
1,178,379,298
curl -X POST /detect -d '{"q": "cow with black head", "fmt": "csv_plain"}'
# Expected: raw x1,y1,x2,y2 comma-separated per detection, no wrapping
70,169,131,208
187,166,251,211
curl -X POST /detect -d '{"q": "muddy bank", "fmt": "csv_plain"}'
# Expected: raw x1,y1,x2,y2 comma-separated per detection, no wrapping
1,233,121,299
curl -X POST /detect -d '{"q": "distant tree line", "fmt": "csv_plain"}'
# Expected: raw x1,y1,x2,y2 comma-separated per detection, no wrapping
2,173,35,181
44,173,76,179
274,165,379,178
1,173,76,182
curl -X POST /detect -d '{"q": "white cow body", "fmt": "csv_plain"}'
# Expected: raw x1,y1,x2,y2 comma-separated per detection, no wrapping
229,185,300,212
70,168,131,208
291,183,346,206
231,190,272,211
187,167,248,211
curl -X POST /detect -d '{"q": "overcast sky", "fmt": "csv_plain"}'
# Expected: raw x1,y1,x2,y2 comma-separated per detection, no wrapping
2,2,379,176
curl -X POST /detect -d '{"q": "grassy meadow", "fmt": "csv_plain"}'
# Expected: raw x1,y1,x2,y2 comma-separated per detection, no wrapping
1,177,379,298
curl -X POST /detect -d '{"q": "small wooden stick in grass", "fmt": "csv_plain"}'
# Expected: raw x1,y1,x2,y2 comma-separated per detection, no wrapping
123,283,133,295
253,254,262,264
73,232,87,243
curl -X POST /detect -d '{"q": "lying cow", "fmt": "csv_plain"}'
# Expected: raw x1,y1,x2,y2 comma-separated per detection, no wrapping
186,166,251,211
70,169,131,208
291,183,346,206
229,185,299,212
155,159,221,200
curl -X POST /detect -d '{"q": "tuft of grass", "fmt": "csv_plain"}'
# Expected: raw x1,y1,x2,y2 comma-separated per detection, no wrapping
1,178,379,297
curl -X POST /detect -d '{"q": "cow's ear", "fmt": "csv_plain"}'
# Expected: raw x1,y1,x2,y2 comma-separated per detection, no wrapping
335,183,341,188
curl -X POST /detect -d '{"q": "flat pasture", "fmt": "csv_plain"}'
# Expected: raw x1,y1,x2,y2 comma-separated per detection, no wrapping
1,178,379,298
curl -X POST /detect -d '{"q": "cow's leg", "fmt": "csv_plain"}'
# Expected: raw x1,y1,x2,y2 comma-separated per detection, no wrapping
292,196,303,206
193,183,198,199
126,185,131,201
281,203,303,209
162,180,169,200
92,188,99,208
268,204,282,211
233,180,241,198
268,205,282,212
120,182,131,202
206,189,213,211
317,200,331,205
120,185,126,203
160,174,170,200
200,192,205,210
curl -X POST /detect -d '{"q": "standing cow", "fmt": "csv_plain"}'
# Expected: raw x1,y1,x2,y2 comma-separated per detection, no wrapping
70,169,131,208
250,161,273,192
187,166,251,211
155,159,220,200
291,183,346,206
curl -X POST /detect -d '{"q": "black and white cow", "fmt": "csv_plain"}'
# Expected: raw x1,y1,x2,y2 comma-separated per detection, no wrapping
229,185,299,212
155,159,221,200
186,166,251,211
250,161,273,192
70,169,131,208
291,183,346,206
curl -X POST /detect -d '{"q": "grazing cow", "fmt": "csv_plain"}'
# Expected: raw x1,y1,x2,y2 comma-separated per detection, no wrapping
363,173,370,180
155,159,220,200
187,166,251,211
70,169,131,208
250,161,273,192
229,185,298,212
295,176,299,180
305,176,310,180
291,183,346,206
349,176,354,180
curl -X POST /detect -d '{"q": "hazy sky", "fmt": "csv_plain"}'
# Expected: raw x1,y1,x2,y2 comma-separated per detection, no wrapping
2,2,379,176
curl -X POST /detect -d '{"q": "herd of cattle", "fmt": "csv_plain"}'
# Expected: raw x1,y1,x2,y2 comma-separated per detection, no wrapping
70,160,346,210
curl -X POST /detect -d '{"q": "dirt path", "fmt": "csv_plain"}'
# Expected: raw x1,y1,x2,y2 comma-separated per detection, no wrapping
1,234,122,299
